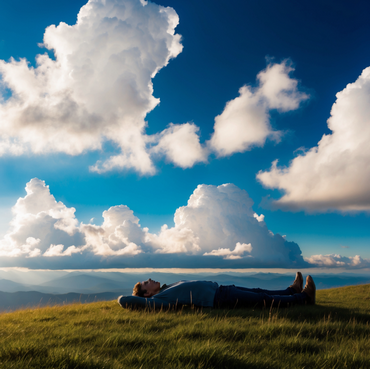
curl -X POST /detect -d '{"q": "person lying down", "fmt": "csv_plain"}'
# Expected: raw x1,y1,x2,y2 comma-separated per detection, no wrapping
117,272,316,309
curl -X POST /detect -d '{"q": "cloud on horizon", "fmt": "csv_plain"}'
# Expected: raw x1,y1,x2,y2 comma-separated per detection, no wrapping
305,254,370,268
0,178,368,269
0,0,308,175
0,178,313,269
257,66,370,212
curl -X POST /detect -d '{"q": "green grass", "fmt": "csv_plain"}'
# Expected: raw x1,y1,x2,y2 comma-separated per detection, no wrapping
1,285,370,368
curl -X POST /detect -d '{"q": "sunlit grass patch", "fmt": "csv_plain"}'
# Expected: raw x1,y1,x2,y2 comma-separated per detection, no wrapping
0,285,370,368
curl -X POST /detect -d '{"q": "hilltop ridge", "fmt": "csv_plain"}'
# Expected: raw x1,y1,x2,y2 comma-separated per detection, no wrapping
1,284,370,368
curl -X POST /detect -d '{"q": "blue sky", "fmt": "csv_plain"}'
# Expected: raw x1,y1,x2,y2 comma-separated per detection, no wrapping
0,0,370,270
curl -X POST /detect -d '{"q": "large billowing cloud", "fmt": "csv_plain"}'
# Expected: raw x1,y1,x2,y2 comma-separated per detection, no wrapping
0,0,308,174
208,61,309,157
257,66,370,212
0,178,312,268
81,205,145,256
0,178,84,258
146,183,305,267
0,179,144,259
0,0,182,175
1,178,368,269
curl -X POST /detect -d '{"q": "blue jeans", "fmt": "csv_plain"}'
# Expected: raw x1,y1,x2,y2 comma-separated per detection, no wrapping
213,285,309,308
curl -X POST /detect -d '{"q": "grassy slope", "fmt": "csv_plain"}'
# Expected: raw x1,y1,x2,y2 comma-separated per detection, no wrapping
0,285,370,369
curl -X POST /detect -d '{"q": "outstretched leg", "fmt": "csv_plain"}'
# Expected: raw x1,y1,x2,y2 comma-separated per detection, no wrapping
214,273,315,308
232,272,303,296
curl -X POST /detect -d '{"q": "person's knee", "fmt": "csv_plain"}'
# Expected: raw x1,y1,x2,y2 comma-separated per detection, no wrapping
253,288,264,293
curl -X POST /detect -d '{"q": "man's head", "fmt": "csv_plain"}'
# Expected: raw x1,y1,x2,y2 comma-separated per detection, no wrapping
132,278,161,297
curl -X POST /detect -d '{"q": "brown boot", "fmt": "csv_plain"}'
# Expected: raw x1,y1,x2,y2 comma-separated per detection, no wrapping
289,271,303,294
302,275,316,304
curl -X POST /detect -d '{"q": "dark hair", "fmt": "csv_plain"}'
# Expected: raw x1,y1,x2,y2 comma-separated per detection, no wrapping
132,282,146,297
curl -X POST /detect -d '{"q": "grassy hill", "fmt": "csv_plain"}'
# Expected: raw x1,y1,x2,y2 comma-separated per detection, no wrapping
1,284,370,368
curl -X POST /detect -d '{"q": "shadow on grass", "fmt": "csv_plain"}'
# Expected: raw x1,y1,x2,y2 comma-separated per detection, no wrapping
206,303,370,324
123,299,370,325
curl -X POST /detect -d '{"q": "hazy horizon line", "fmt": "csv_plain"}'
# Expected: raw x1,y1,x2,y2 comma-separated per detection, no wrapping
1,267,370,275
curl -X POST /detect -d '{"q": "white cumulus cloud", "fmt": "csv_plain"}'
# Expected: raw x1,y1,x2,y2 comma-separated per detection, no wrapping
0,8,309,176
145,183,305,266
0,178,370,269
0,0,182,175
257,66,370,212
257,62,308,111
204,242,252,260
208,60,309,157
0,179,144,258
253,213,265,222
44,244,81,257
81,205,145,256
305,254,370,268
1,178,369,269
0,179,84,258
152,123,208,168
0,178,308,268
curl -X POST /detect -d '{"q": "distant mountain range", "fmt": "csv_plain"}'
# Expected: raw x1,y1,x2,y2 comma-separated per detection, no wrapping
0,291,119,312
1,270,369,312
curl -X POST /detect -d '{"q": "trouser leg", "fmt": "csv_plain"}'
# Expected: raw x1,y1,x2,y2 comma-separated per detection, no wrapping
214,285,309,308
233,285,297,296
